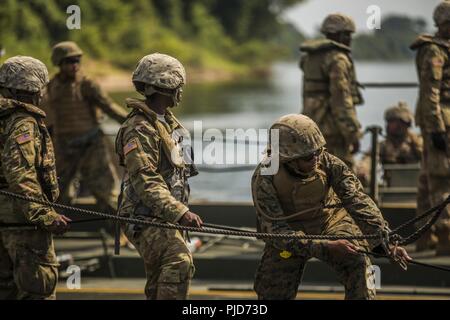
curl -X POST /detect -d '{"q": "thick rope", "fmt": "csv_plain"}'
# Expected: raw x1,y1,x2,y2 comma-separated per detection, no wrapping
358,249,450,273
0,190,448,245
0,190,379,241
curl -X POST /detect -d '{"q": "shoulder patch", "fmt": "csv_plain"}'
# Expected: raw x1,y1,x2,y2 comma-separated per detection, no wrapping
124,138,139,156
16,133,33,145
431,57,444,67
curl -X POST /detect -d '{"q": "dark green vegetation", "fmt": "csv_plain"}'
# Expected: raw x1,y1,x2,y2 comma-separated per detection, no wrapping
0,0,304,75
352,15,428,61
0,1,429,79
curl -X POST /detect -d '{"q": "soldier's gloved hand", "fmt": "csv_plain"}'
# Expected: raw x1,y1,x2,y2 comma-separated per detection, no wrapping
431,132,447,152
46,214,72,235
388,244,412,270
326,240,360,259
179,211,203,228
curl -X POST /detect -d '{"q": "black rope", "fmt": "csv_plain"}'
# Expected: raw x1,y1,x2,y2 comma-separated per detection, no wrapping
358,249,450,273
0,190,448,245
0,190,379,241
391,195,450,245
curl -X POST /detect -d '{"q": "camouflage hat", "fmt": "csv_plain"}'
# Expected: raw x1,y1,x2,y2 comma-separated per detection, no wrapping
434,1,450,26
321,13,356,34
270,114,326,161
384,101,414,125
0,55,49,93
51,41,83,66
132,53,186,91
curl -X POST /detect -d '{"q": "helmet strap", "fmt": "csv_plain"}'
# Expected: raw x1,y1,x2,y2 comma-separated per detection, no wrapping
144,84,182,107
0,87,41,105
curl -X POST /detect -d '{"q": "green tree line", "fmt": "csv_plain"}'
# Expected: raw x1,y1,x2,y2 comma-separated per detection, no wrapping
0,0,304,74
352,15,428,61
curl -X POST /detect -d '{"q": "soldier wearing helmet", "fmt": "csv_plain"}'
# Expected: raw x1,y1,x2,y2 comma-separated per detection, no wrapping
353,102,435,252
299,13,363,169
380,102,422,165
252,114,410,300
115,53,202,300
43,41,128,243
0,56,71,299
410,1,450,255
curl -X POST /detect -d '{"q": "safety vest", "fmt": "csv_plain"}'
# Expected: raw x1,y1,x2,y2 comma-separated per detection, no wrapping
46,74,99,138
271,163,341,231
411,34,450,128
300,39,363,106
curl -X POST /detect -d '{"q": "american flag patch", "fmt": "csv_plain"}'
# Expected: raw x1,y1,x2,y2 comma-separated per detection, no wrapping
16,133,32,144
432,57,444,67
124,139,138,155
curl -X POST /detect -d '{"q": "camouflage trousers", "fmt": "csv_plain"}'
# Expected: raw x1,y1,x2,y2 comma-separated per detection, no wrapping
254,211,375,300
422,132,450,254
124,224,194,300
415,168,437,250
0,229,58,300
325,135,354,169
56,132,119,211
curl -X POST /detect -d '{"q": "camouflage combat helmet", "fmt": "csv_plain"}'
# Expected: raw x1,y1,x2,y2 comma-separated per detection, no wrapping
132,53,186,106
0,55,49,93
434,1,450,26
270,114,326,161
384,101,414,125
321,13,356,34
51,41,83,66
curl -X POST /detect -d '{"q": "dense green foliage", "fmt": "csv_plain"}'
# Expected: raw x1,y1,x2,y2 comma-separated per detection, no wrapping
0,0,304,74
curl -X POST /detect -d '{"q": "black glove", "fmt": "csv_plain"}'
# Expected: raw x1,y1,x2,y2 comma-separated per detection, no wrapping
431,132,447,152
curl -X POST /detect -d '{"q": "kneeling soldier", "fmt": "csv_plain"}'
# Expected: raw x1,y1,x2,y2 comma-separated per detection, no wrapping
252,114,410,300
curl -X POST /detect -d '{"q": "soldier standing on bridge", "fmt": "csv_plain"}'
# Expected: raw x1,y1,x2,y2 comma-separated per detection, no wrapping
42,41,127,219
411,1,450,256
252,114,410,300
0,56,70,299
115,53,203,299
300,13,363,169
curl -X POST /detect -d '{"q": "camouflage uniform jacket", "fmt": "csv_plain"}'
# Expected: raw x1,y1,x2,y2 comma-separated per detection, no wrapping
43,72,128,137
300,39,363,144
380,131,423,164
411,34,450,133
0,98,60,225
252,151,387,254
115,98,197,223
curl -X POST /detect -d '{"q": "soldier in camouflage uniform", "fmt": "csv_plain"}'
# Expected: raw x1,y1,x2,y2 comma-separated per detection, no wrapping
410,1,450,255
356,102,423,184
380,102,422,165
300,13,363,168
42,41,127,214
355,103,436,251
0,56,70,299
115,53,202,300
252,114,410,300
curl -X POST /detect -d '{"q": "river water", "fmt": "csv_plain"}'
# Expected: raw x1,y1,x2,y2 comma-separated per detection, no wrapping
109,61,419,202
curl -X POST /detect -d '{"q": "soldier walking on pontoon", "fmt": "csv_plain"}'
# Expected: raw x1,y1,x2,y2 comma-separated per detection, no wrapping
300,13,363,168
